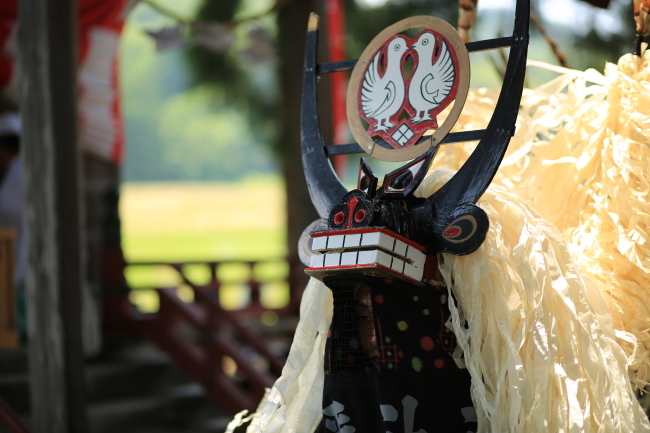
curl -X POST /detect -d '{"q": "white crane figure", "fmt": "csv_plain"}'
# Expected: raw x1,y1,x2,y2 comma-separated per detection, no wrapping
360,36,409,132
409,32,456,123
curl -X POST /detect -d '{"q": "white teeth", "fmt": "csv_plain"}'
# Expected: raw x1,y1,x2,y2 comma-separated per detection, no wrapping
357,249,392,269
359,231,395,252
311,236,327,251
404,262,420,281
357,249,377,265
393,239,407,257
407,246,426,269
307,229,427,283
340,251,358,266
313,231,425,264
391,256,405,273
359,231,380,247
310,249,424,282
343,233,362,248
324,253,341,267
327,235,345,249
310,254,325,268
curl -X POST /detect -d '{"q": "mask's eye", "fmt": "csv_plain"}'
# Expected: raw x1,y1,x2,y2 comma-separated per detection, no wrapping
358,158,378,199
422,38,429,45
359,176,371,191
394,44,401,51
387,170,413,191
378,147,437,200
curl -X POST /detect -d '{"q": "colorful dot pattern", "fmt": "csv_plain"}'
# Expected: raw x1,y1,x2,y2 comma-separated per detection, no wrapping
322,274,458,375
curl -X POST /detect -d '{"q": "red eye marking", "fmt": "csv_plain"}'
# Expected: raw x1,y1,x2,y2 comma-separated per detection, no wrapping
354,209,366,222
443,227,461,238
442,216,478,243
333,212,345,225
345,197,359,228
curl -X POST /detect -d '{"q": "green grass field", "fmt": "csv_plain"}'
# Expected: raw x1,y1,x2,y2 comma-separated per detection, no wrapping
120,177,289,312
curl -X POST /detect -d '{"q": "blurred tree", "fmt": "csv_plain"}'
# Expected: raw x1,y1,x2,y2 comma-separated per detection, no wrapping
277,0,321,286
185,0,318,278
183,0,457,273
185,1,277,149
537,0,637,72
343,0,457,57
180,0,637,272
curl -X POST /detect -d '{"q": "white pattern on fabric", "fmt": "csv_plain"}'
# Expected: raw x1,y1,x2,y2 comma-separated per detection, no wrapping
322,401,356,432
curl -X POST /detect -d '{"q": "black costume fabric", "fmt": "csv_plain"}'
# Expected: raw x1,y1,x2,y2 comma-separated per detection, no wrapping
319,275,476,433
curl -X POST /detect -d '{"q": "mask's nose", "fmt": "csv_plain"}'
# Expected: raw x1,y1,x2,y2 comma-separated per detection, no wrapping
329,191,374,229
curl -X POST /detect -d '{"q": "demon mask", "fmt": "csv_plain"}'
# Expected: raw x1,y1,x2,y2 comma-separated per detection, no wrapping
298,2,529,432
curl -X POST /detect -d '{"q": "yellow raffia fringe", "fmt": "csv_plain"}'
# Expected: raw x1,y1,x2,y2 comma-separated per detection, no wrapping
244,50,650,432
247,170,650,432
419,170,650,433
433,48,650,389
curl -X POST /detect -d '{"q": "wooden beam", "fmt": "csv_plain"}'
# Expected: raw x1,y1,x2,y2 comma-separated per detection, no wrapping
18,0,88,432
0,230,17,349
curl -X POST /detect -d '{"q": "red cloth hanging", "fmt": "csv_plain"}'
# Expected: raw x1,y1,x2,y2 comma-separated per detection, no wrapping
0,0,129,163
326,0,349,176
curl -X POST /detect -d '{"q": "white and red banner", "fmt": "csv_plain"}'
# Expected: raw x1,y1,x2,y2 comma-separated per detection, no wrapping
0,0,129,163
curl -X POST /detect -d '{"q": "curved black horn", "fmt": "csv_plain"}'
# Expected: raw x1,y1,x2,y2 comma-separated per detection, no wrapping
301,13,348,219
424,0,530,255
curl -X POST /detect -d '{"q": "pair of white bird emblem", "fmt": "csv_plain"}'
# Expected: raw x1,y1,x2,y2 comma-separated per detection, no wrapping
360,31,456,133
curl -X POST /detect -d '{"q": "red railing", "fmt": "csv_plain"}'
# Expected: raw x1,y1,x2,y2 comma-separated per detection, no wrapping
105,258,303,415
129,259,303,316
0,396,30,433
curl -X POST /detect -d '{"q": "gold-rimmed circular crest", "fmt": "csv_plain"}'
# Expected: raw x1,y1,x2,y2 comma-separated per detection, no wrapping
346,16,470,162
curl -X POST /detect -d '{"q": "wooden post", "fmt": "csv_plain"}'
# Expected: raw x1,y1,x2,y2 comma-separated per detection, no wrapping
18,0,88,432
0,229,17,348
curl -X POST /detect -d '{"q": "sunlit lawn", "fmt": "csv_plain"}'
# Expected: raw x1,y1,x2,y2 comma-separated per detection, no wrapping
120,177,289,312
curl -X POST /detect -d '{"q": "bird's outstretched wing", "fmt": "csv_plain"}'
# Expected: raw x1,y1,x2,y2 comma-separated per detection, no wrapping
361,54,396,119
419,41,455,106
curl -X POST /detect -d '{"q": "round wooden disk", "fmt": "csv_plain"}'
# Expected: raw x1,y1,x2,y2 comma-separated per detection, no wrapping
346,16,470,162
